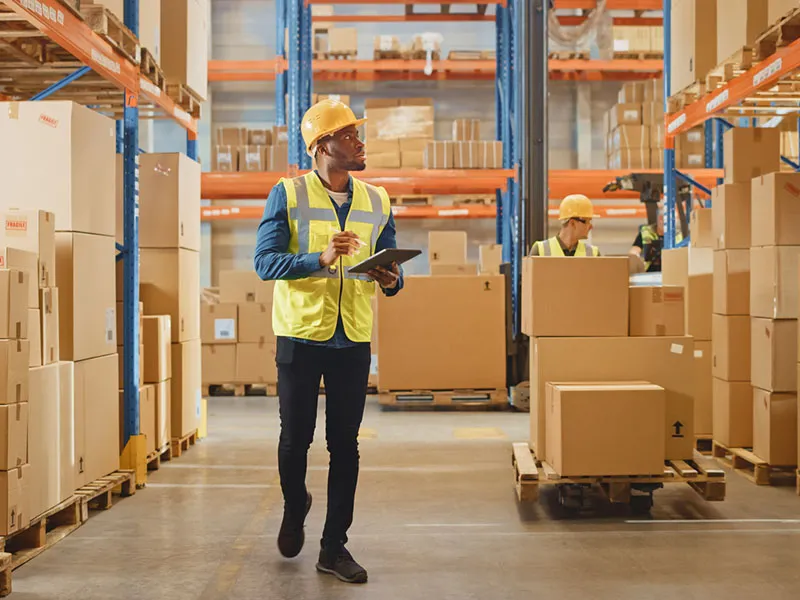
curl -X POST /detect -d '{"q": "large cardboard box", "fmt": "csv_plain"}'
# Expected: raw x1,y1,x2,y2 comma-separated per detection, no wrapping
74,355,119,488
365,105,435,141
0,248,38,309
237,303,275,345
522,257,629,337
143,315,171,383
424,141,454,169
753,389,798,465
430,264,477,276
723,127,781,185
211,146,236,172
201,304,237,344
750,245,800,318
713,249,750,315
428,231,467,265
140,248,200,343
328,27,358,54
530,336,695,460
662,247,713,339
545,383,665,476
0,340,28,405
55,233,116,361
235,342,277,384
610,125,650,149
712,314,751,382
237,145,265,172
0,403,27,470
716,0,768,61
629,286,685,337
713,378,753,447
155,379,171,450
0,467,29,535
712,182,751,249
41,288,59,366
608,148,650,170
751,172,800,247
452,118,480,141
219,270,270,304
0,210,55,289
377,276,506,391
453,142,481,169
608,104,643,130
171,340,201,438
57,361,74,497
203,344,237,384
479,244,502,275
28,363,61,517
27,309,41,368
695,341,713,435
0,270,27,340
690,208,714,248
133,153,201,252
160,0,208,100
670,0,717,92
751,318,797,392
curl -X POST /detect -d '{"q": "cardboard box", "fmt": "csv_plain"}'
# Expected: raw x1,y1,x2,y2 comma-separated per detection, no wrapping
400,151,425,169
678,151,704,170
377,276,506,391
365,105,435,141
770,0,798,21
712,314,750,381
428,231,467,265
723,127,781,184
479,244,502,275
160,0,208,100
57,361,74,496
136,153,201,252
272,125,289,145
265,145,289,172
0,270,27,340
608,148,650,170
203,344,237,384
0,102,115,237
611,125,650,149
0,210,55,289
255,280,275,304
398,138,428,153
247,128,272,146
366,139,401,169
713,249,750,315
40,288,59,366
453,141,481,169
143,315,172,383
74,355,119,488
713,378,753,447
545,383,666,476
140,248,200,343
424,141,454,169
651,123,665,149
751,318,797,392
712,183,751,249
753,388,797,465
219,270,271,304
155,379,171,450
750,245,800,319
55,233,116,361
28,363,61,517
0,467,29,535
201,303,238,344
690,208,714,248
618,82,644,104
613,25,653,52
662,247,713,340
452,118,480,141
716,0,768,61
235,342,277,384
171,339,201,438
0,340,28,405
640,102,662,127
650,149,664,169
0,248,38,309
216,128,246,147
28,308,41,368
237,145,265,172
530,336,696,460
328,27,357,54
670,0,717,93
608,104,643,130
429,264,478,276
373,35,400,54
751,172,800,247
629,286,685,337
480,141,503,168
211,146,236,172
522,257,629,338
0,403,27,470
695,341,712,435
237,303,274,345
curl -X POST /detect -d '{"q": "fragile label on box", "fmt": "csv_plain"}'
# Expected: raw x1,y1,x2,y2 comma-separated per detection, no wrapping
215,319,236,341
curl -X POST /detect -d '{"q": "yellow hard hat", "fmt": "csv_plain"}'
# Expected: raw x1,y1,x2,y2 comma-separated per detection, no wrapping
301,99,366,153
558,194,598,220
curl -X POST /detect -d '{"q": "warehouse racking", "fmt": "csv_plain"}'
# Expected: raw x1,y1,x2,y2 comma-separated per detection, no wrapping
0,0,199,458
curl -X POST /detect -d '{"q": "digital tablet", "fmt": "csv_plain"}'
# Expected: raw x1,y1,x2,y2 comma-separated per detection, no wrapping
347,248,421,274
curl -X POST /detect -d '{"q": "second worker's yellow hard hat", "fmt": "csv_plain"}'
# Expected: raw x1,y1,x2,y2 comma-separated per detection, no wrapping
301,99,367,153
558,194,598,220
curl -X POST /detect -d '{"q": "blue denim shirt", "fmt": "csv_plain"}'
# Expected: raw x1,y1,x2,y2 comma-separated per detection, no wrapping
253,175,403,348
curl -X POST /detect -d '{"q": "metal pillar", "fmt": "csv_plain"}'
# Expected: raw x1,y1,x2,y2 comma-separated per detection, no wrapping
299,0,313,170
663,0,676,249
528,0,548,246
187,132,198,160
287,0,302,167
275,0,287,126
704,119,713,168
122,0,140,446
512,0,525,337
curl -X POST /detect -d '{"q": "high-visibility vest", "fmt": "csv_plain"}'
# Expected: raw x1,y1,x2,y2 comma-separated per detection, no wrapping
272,172,391,343
640,225,682,271
533,236,599,257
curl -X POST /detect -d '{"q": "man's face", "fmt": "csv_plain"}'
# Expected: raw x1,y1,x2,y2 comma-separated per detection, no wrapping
318,125,366,171
570,217,593,240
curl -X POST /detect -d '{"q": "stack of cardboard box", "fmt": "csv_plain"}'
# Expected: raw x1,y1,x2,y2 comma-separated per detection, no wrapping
135,153,201,442
612,25,664,54
424,118,503,169
523,256,697,475
365,98,434,168
670,0,717,94
428,231,476,276
605,80,663,170
213,125,289,173
479,244,503,276
160,0,208,101
141,316,172,455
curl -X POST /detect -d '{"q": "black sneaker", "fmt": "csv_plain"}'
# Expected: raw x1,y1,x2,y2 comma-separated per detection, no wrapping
316,545,368,584
277,492,312,558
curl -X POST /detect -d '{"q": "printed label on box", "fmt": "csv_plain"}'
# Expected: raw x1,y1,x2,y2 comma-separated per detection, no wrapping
624,110,638,121
5,218,27,232
215,319,236,340
106,308,116,345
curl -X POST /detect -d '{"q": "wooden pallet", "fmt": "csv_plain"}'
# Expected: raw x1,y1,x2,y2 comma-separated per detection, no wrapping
379,388,507,410
389,195,433,206
80,4,140,64
755,6,800,61
374,50,404,60
613,51,664,60
712,441,796,486
204,383,277,397
314,51,357,60
171,430,199,459
667,80,707,113
139,47,166,91
452,194,495,206
146,443,173,472
74,471,136,518
512,443,727,504
403,50,441,61
449,50,484,60
695,435,713,455
705,46,755,92
548,50,591,60
166,83,202,119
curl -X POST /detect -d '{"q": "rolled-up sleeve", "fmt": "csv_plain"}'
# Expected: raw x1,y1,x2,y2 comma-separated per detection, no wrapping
253,184,323,280
375,211,404,296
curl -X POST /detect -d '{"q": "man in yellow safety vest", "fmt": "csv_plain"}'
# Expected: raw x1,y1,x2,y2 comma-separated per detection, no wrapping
253,99,403,584
530,194,601,257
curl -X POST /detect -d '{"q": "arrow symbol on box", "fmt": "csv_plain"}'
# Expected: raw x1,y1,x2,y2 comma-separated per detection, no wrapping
672,421,684,437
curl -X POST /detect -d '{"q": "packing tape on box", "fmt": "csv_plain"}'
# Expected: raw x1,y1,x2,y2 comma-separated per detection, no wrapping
7,102,18,119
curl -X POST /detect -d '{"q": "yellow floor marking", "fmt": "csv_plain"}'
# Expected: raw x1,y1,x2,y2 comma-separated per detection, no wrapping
453,427,507,440
358,427,378,440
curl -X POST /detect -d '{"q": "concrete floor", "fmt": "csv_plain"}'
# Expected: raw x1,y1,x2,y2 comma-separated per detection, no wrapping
12,396,800,599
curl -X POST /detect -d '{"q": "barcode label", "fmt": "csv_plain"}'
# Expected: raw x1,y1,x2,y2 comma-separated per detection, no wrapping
215,318,236,340
106,308,116,344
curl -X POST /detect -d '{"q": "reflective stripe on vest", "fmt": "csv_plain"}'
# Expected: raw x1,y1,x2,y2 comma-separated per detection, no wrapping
536,237,597,257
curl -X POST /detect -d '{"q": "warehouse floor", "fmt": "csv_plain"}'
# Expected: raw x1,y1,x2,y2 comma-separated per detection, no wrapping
12,397,800,599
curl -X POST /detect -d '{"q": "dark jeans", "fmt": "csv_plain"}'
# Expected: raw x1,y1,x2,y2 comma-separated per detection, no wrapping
276,337,371,548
